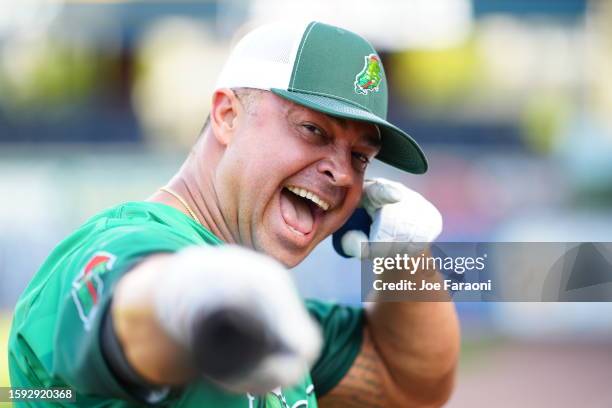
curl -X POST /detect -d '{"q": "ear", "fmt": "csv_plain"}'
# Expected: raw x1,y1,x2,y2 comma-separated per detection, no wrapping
210,89,241,146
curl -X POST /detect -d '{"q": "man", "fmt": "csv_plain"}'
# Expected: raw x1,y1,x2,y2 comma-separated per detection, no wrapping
8,21,459,407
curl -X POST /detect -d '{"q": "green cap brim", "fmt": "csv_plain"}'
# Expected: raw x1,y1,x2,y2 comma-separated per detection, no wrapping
271,89,428,174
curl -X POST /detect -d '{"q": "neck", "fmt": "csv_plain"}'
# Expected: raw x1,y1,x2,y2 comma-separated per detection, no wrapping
148,151,236,244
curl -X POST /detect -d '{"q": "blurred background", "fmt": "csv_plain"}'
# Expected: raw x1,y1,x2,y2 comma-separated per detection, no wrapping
1,0,612,406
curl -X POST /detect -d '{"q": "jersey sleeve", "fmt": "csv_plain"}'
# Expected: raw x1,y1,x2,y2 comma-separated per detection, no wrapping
305,299,365,397
51,223,197,404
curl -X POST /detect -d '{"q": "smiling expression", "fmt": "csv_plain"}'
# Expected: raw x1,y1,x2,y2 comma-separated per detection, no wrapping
214,90,381,267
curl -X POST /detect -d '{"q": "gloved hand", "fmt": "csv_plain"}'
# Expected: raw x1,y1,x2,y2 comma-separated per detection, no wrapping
340,178,443,258
153,245,321,394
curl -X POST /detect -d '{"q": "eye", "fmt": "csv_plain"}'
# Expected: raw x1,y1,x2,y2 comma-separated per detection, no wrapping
303,123,320,134
302,123,323,137
352,152,371,171
300,123,326,142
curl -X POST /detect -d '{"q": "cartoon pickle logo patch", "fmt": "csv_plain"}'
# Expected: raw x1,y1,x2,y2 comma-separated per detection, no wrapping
354,54,383,95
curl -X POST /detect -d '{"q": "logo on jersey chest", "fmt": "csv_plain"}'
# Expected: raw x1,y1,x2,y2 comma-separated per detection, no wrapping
248,384,315,408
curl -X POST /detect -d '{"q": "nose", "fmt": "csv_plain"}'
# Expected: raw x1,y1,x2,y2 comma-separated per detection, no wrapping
316,153,354,187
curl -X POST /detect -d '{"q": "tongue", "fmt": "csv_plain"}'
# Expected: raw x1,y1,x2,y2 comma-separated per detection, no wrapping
280,189,314,235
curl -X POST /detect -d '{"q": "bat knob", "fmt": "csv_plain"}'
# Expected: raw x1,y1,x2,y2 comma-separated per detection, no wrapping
332,208,371,258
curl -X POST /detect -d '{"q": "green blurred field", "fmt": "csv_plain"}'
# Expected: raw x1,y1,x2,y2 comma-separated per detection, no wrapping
1,312,12,408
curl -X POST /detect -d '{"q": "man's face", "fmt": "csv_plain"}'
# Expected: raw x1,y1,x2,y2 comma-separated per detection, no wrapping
215,91,381,267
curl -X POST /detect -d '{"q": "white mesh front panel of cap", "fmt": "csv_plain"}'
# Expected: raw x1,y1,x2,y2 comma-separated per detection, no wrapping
215,21,311,91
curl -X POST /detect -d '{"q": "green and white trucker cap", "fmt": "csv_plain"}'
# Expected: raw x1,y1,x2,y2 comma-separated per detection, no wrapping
216,21,428,174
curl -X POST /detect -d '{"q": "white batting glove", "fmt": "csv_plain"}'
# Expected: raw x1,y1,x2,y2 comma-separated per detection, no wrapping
153,245,322,394
341,178,443,258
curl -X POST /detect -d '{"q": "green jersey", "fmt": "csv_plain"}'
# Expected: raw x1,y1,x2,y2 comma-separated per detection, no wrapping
8,202,364,407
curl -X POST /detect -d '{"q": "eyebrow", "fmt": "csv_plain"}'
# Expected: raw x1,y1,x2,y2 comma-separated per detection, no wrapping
361,126,382,149
287,105,382,149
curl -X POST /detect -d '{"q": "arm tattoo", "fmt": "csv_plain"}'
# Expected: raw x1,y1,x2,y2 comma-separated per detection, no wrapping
318,332,396,408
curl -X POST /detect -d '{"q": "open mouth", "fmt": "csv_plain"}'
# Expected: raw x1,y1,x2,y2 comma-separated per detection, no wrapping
279,185,330,236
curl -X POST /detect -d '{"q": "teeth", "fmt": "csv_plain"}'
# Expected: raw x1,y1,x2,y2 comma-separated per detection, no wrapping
286,186,330,211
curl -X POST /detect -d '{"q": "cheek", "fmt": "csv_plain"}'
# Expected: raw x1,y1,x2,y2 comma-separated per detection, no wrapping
334,182,364,223
241,119,311,172
347,188,363,210
220,137,307,218
250,143,319,189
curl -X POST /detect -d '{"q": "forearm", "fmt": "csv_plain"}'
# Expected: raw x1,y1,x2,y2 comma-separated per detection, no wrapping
365,272,460,404
319,299,458,408
329,179,455,406
111,254,195,385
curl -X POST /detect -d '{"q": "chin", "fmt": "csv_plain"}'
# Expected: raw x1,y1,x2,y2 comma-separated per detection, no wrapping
252,233,316,268
275,252,304,268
